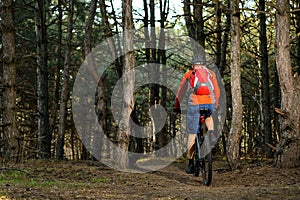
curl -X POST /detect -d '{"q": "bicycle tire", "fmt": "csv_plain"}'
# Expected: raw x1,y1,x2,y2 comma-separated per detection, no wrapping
194,109,213,186
201,151,212,186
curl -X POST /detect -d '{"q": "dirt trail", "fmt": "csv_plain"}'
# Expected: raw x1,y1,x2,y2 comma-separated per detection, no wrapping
1,159,299,199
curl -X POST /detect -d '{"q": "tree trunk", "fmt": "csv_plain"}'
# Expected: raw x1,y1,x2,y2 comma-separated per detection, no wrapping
183,0,205,48
35,0,51,159
259,0,272,157
99,0,122,78
49,0,63,152
85,0,103,160
1,0,18,161
56,0,74,159
194,0,205,47
215,0,222,67
275,0,300,168
184,0,194,41
219,0,230,77
149,0,159,127
117,0,135,169
226,0,243,170
219,0,231,154
149,0,157,63
143,0,150,61
157,0,169,151
297,0,300,75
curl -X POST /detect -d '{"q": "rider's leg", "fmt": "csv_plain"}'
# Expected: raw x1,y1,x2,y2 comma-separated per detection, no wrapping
186,134,196,174
186,105,199,174
187,134,196,159
205,116,217,147
205,116,214,131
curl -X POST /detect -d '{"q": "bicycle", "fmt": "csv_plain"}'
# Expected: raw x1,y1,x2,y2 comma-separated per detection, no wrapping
193,108,213,186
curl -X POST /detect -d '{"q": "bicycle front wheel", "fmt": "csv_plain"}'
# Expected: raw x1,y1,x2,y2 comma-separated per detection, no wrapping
201,152,212,186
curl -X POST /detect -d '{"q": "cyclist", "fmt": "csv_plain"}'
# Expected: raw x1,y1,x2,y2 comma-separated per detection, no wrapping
173,54,220,174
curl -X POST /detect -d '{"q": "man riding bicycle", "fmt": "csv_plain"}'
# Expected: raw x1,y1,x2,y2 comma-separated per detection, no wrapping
174,54,220,174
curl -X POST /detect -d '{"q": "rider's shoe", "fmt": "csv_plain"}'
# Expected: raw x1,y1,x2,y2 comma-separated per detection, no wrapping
185,165,195,174
194,168,200,177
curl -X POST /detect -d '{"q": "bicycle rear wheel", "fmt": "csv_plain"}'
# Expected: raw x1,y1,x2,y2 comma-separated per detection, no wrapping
201,151,212,186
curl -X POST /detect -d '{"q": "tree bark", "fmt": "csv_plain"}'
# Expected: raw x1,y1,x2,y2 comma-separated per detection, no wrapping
259,0,272,158
35,0,51,159
85,0,104,160
194,0,205,47
1,0,18,160
296,0,300,75
183,0,205,48
117,0,135,169
275,0,300,168
184,0,195,40
99,0,122,78
215,0,222,67
219,0,230,77
49,0,63,153
157,0,169,150
219,0,231,154
56,0,74,159
143,0,150,61
226,0,243,170
149,0,159,118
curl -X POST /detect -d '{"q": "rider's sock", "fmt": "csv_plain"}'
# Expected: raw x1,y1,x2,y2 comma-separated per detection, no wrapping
188,159,194,166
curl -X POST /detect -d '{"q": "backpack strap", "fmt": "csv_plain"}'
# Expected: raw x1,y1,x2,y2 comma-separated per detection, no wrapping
187,69,200,94
206,68,216,104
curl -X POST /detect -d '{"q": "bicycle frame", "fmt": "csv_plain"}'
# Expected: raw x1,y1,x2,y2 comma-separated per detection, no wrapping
194,109,212,186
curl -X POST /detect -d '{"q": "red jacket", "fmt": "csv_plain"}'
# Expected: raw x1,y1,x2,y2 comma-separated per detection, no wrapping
174,68,220,109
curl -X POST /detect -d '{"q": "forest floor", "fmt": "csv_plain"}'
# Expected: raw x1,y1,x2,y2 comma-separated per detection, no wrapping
0,157,299,200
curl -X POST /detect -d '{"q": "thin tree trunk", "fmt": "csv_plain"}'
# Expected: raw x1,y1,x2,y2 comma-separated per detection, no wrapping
99,0,123,159
56,0,74,159
1,0,18,161
149,0,159,116
184,0,195,40
148,0,160,151
142,0,150,154
219,0,230,76
259,0,272,157
215,0,222,67
157,0,168,151
35,0,51,159
184,0,205,49
226,0,243,170
194,0,205,47
117,0,135,169
275,0,300,168
143,0,150,61
149,0,156,63
219,0,231,154
85,0,103,160
297,0,300,75
100,0,123,80
49,0,63,154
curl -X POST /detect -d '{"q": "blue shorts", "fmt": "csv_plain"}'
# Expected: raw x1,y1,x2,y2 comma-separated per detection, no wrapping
187,104,215,134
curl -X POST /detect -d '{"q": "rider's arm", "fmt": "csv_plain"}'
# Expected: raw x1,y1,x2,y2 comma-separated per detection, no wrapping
174,72,190,110
211,72,220,108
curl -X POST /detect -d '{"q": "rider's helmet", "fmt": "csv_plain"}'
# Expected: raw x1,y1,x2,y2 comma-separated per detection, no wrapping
191,54,206,65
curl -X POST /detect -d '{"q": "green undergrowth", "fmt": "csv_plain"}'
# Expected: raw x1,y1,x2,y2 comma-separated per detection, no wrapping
0,168,93,189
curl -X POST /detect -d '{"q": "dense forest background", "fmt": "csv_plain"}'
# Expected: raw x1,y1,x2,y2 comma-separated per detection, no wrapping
1,0,299,170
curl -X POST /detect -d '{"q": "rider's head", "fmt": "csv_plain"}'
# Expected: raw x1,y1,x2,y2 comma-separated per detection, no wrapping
191,54,206,68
